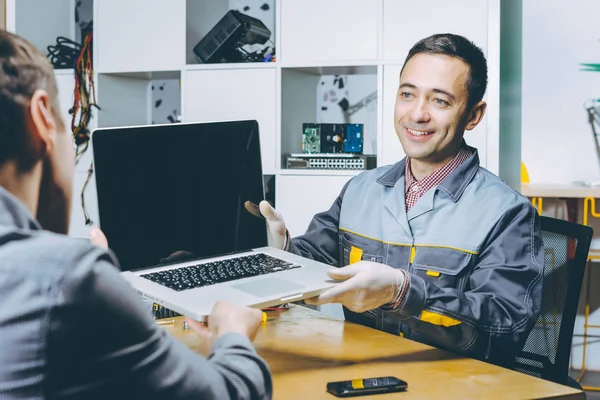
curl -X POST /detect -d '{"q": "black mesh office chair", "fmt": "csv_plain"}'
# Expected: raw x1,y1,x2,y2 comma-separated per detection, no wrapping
513,216,593,388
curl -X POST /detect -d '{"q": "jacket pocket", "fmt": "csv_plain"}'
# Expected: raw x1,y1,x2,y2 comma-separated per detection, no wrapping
339,233,385,266
411,246,474,290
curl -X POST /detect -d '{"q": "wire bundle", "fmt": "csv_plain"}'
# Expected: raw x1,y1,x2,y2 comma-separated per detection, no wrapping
67,31,100,226
69,31,99,163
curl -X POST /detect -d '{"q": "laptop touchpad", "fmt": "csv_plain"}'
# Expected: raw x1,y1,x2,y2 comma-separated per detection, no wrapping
232,277,304,297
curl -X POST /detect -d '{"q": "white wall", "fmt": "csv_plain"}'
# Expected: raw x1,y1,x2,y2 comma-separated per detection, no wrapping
522,0,600,185
316,74,378,155
522,0,600,372
151,79,181,124
14,0,75,57
1,0,6,29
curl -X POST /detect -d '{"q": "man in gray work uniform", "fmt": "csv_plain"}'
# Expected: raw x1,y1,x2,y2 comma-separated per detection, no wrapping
0,29,272,399
254,33,544,369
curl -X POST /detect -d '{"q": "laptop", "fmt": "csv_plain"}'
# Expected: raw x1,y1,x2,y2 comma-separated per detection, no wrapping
92,120,337,321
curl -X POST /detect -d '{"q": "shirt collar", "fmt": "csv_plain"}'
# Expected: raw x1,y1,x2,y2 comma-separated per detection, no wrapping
376,144,480,202
404,145,472,194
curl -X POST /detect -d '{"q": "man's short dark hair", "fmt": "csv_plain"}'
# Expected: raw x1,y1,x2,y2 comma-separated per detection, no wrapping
0,29,62,167
401,33,488,110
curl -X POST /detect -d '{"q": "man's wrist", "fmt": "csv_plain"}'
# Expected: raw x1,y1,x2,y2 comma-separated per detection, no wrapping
382,269,409,311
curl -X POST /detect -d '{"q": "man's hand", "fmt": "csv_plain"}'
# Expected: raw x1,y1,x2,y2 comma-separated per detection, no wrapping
185,301,262,356
305,261,406,313
89,227,108,249
244,200,287,250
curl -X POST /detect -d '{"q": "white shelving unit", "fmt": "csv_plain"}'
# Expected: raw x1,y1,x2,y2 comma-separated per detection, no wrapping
5,0,520,241
0,0,5,30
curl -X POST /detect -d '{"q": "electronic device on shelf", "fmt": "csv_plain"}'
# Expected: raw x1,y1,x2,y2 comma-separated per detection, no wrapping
302,123,364,155
193,10,272,64
286,153,376,170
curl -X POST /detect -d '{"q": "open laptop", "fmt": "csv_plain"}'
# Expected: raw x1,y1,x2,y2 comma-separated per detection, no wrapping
92,120,336,321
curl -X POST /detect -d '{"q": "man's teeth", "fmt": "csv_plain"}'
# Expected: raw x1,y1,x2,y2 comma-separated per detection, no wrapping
408,128,432,137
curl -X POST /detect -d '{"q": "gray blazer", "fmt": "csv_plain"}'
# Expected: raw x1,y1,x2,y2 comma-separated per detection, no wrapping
0,187,272,399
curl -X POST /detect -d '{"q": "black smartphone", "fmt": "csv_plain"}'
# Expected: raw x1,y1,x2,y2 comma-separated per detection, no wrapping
326,376,407,397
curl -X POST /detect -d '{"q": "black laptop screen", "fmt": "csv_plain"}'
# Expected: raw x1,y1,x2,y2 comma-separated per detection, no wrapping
92,120,268,271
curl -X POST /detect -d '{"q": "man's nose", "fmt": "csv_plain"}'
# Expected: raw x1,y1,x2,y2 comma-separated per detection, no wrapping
409,99,431,123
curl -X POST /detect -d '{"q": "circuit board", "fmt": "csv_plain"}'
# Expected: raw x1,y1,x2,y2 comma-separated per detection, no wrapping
302,123,321,153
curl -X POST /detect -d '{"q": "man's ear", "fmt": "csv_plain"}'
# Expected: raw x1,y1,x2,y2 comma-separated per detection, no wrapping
28,89,57,156
465,101,487,131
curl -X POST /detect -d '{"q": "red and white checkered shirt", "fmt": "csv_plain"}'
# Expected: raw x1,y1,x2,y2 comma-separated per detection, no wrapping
404,146,473,211
382,145,472,312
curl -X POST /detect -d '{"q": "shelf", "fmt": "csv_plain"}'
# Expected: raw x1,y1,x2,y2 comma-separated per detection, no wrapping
281,64,378,76
185,0,276,66
54,68,76,76
97,71,181,128
184,62,276,72
4,0,511,247
280,67,378,170
276,169,364,177
520,184,600,199
12,0,93,69
280,0,378,65
100,71,182,80
95,0,185,73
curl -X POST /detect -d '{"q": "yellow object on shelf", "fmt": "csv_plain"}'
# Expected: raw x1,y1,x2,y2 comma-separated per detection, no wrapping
521,161,530,184
522,162,543,215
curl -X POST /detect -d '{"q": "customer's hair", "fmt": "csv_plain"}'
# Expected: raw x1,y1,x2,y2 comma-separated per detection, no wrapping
401,33,488,110
0,29,63,166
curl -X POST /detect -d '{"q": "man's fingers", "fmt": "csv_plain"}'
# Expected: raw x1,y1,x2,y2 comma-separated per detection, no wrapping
185,317,210,338
259,200,280,222
89,227,108,249
327,266,358,281
305,279,356,305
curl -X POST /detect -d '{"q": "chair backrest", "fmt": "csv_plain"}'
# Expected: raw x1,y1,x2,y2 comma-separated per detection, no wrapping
514,216,593,385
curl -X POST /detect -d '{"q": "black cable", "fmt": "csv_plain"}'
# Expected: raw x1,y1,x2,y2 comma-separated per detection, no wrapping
47,36,82,69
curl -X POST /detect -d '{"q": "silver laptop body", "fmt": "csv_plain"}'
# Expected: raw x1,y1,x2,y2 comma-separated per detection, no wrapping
92,120,337,320
120,247,335,321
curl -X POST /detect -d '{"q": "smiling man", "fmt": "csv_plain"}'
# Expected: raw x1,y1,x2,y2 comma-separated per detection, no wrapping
253,33,543,368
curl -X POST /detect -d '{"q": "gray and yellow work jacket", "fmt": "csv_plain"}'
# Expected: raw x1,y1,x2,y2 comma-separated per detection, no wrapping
289,148,543,368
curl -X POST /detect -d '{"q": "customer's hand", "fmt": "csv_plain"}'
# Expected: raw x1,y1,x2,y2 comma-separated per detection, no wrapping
89,227,108,249
185,300,263,356
305,261,406,313
244,200,287,249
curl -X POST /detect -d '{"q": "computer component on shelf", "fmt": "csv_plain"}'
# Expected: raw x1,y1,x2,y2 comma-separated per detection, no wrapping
193,10,272,63
286,153,376,170
302,123,321,154
344,124,364,153
301,123,364,154
320,123,345,153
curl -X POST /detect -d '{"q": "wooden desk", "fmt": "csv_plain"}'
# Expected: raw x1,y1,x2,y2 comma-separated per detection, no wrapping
163,305,584,399
521,183,600,199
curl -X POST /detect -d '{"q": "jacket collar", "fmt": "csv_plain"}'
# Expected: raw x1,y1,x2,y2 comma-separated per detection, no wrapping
0,186,42,231
376,145,480,203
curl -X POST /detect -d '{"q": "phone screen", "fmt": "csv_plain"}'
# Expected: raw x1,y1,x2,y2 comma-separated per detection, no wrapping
327,376,408,397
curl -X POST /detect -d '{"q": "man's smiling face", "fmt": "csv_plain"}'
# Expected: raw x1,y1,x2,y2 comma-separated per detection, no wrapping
394,52,472,164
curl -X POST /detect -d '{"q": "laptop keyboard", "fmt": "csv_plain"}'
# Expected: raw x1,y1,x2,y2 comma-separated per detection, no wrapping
140,253,302,291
